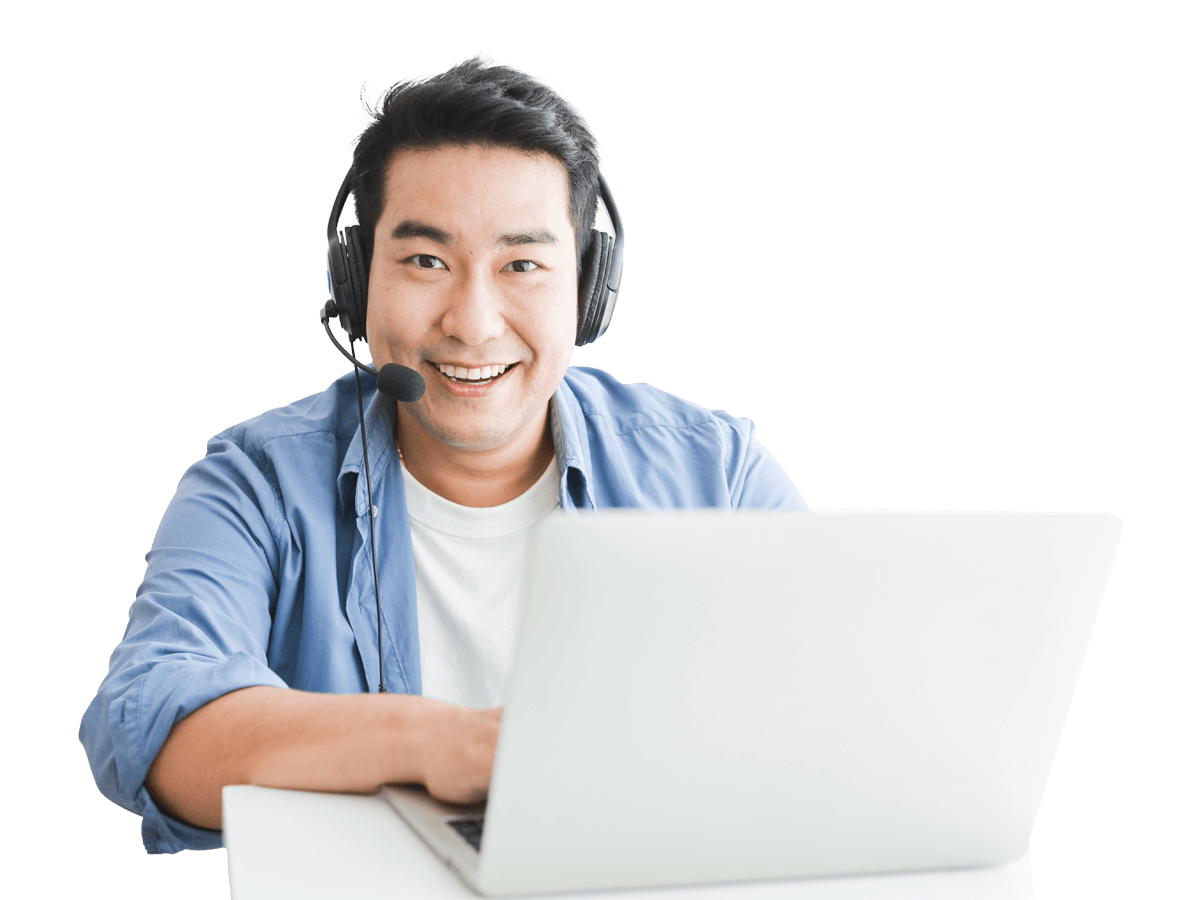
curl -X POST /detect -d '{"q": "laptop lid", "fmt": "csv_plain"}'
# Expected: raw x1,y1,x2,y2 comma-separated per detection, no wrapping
469,510,1120,895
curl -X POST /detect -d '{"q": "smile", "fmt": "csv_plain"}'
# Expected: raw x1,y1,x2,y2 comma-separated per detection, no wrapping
435,362,516,385
439,362,518,384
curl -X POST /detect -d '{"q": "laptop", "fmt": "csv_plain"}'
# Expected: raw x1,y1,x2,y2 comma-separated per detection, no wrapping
381,509,1120,895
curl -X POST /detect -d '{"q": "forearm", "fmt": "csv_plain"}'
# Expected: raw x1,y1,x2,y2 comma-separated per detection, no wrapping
145,686,478,830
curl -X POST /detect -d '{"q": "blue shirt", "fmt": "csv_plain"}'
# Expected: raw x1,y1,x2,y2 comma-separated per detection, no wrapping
80,367,805,853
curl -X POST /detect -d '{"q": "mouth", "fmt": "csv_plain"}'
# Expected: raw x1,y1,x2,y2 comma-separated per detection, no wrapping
432,362,517,387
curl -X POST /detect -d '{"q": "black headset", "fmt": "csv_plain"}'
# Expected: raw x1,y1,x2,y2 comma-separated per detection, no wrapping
326,166,624,348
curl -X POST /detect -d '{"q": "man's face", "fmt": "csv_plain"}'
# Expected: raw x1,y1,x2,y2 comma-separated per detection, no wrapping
366,144,577,454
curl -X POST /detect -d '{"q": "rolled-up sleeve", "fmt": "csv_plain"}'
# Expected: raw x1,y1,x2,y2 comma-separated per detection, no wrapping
80,436,291,853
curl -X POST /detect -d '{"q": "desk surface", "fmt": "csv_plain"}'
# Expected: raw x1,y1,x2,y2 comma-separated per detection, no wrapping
223,785,1035,899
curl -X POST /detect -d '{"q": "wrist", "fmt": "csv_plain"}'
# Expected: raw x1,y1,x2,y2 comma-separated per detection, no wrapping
382,693,443,787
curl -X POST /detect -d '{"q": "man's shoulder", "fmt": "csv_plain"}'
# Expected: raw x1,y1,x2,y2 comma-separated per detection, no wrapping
556,367,803,510
214,372,363,453
560,366,739,434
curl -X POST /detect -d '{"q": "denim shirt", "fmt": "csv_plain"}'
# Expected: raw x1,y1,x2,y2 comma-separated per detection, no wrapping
80,366,805,853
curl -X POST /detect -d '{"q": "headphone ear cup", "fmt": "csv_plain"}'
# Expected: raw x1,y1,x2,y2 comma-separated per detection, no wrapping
343,225,370,342
576,229,614,346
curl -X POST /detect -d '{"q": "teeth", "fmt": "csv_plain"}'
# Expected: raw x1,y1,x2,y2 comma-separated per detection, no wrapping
437,363,510,382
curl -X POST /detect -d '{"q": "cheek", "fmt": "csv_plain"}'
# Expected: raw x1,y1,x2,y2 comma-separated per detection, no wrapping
550,270,582,340
366,279,434,343
365,294,416,360
525,291,579,358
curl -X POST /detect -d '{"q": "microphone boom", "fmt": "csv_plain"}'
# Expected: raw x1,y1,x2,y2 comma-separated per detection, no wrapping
321,303,426,402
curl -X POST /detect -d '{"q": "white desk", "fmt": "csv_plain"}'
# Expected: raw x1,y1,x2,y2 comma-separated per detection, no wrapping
223,785,1034,899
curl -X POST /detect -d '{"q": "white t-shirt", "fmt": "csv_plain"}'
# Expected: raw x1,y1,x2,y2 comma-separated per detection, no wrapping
401,458,560,708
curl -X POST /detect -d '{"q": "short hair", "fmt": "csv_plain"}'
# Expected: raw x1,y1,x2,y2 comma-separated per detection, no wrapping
352,58,600,271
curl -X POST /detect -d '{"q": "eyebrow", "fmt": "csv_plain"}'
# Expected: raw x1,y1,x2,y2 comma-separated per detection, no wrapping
496,229,559,248
388,220,559,249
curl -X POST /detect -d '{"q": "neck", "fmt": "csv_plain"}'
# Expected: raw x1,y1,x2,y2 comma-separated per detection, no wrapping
394,406,555,508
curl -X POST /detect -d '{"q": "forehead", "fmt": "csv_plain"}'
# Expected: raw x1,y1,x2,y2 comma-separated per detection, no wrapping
378,144,572,232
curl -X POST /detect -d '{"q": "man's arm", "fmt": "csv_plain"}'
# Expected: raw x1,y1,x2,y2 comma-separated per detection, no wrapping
146,686,501,830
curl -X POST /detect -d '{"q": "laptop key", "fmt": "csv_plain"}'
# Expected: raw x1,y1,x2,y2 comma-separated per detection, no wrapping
447,816,485,852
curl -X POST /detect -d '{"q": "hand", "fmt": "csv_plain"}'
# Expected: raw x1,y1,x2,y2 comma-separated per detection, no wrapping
417,702,503,805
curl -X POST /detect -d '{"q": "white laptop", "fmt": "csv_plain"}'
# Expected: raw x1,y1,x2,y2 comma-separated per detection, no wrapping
382,509,1121,896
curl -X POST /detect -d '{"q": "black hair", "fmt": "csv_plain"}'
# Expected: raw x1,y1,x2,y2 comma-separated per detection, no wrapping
352,58,600,271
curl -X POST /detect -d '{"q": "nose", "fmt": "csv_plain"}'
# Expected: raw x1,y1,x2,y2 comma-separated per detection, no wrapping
440,268,506,346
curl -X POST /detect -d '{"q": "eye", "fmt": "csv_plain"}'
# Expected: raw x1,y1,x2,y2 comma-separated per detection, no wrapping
410,254,447,270
504,259,540,273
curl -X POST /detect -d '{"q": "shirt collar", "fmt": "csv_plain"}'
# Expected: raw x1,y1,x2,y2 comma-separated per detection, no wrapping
550,375,594,510
337,376,398,517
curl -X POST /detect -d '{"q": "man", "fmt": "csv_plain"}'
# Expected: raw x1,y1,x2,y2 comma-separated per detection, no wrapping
81,59,805,854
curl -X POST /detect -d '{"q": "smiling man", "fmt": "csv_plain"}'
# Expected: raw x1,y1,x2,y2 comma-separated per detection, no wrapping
81,59,806,854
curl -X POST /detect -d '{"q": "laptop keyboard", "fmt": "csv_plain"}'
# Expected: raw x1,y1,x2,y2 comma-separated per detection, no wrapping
448,816,485,852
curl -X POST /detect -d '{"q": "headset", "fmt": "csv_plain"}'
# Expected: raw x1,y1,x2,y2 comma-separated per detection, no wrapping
325,165,625,349
320,162,624,693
